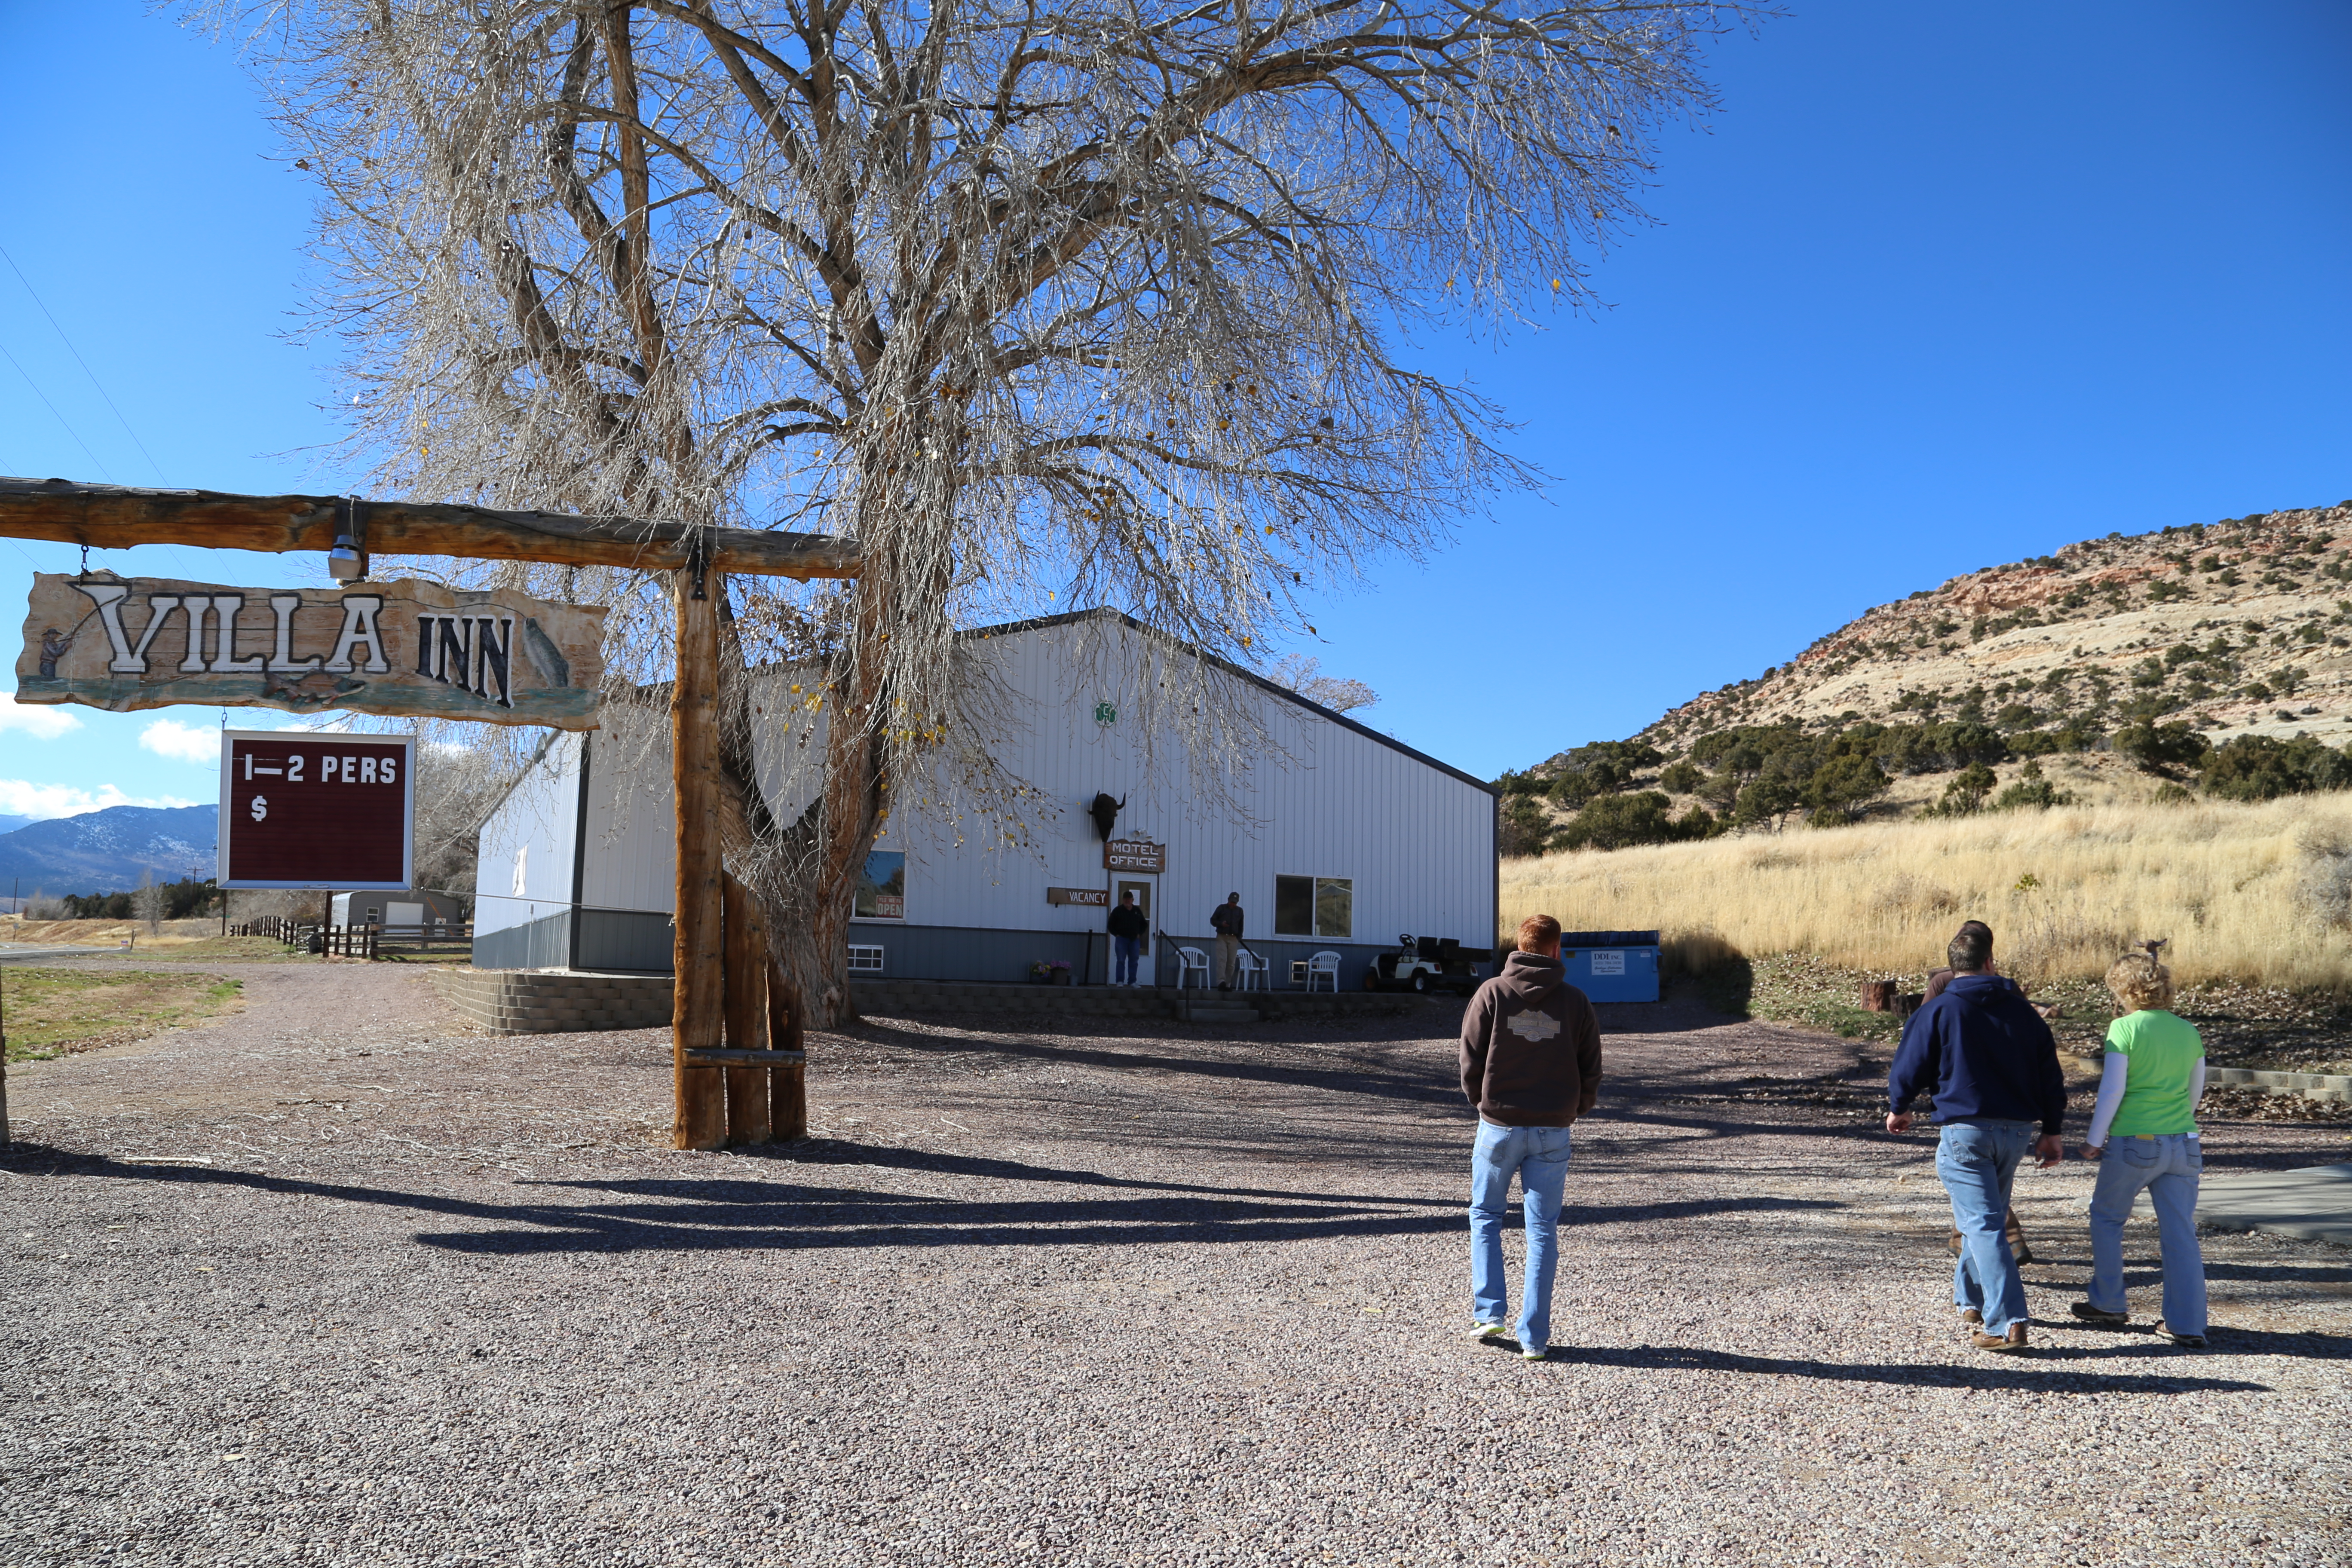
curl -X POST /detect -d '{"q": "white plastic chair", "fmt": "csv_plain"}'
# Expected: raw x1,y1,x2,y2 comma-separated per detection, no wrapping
1305,950,1341,992
1234,949,1271,992
1174,945,1210,990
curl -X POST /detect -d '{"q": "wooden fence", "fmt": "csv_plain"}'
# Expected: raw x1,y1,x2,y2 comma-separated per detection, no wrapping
234,919,471,960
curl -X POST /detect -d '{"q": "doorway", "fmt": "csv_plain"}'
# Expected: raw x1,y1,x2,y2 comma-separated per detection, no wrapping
1113,875,1157,986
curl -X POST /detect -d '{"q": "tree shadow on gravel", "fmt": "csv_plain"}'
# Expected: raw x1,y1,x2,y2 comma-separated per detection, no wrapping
1516,1341,2277,1393
44,1153,1839,1258
839,1018,1463,1113
730,1139,1461,1206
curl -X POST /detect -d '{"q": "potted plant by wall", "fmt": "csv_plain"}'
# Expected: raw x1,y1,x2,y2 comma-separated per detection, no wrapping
1030,960,1071,986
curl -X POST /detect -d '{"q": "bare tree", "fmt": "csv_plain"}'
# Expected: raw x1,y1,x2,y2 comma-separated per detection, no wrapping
235,0,1735,1023
1265,653,1376,714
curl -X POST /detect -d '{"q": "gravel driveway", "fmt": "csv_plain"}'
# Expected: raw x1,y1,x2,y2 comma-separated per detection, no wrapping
3,961,2348,1567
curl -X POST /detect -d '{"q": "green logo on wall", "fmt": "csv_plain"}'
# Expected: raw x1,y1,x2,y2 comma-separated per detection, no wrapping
1093,701,1117,724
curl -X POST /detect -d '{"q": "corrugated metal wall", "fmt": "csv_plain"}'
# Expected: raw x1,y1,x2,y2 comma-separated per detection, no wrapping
870,619,1495,956
471,612,1497,981
474,733,583,941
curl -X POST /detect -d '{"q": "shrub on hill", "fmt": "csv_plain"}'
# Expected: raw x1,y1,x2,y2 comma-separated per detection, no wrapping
1992,759,2075,811
2201,734,2352,801
2114,719,2210,776
1554,790,1718,851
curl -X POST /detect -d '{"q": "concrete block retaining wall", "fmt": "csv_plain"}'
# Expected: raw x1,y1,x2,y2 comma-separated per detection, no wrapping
2210,1066,2352,1105
432,969,674,1035
435,968,1434,1035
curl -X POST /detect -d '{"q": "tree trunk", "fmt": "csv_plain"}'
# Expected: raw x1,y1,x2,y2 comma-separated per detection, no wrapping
1860,980,1897,1014
767,573,892,1030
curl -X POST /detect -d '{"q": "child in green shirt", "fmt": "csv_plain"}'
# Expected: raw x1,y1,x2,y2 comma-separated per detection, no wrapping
2073,948,2208,1347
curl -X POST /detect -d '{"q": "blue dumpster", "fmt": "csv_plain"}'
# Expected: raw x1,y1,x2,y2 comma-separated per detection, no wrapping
1558,929,1660,1003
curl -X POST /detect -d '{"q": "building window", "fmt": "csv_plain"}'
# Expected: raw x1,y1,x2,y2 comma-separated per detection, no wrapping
848,944,886,974
1274,875,1353,939
854,850,905,920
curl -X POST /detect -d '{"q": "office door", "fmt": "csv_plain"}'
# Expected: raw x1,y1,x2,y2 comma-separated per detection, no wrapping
1113,875,1157,983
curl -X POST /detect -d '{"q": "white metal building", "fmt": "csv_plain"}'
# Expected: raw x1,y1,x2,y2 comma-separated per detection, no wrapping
473,609,1497,990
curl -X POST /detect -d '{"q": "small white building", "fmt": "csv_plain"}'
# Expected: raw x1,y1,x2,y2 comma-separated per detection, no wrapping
472,609,1497,990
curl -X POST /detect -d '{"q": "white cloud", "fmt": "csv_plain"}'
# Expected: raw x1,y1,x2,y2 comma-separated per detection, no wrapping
140,717,223,765
0,780,202,820
0,701,85,741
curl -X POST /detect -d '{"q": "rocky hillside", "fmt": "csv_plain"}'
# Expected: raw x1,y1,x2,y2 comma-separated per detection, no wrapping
1635,501,2352,748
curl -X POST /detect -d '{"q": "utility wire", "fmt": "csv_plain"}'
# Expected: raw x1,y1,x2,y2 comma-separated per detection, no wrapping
0,336,114,482
0,242,166,484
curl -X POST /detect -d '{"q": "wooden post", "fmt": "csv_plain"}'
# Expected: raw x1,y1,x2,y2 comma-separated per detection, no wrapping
721,873,773,1146
672,559,729,1150
769,955,807,1141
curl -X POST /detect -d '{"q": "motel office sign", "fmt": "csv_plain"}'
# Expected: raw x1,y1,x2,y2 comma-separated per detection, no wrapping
15,573,605,729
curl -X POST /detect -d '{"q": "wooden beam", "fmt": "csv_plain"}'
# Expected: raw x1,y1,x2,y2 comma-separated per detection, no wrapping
683,1049,809,1066
672,564,729,1152
0,478,858,579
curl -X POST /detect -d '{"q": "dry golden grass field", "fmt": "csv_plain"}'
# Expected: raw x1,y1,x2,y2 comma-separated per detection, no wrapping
1501,793,2352,992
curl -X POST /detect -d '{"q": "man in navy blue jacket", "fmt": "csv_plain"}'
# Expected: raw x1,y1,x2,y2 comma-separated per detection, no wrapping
1887,924,2067,1353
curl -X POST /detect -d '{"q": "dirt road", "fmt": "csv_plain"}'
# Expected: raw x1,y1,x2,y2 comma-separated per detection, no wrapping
3,962,2346,1566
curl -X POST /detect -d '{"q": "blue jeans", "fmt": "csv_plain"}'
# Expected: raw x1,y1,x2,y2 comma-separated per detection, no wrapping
1114,935,1142,984
2088,1133,2207,1335
1468,1121,1572,1352
1937,1119,2036,1335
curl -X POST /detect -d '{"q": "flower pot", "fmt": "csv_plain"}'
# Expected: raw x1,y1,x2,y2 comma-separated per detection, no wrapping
1052,971,1071,986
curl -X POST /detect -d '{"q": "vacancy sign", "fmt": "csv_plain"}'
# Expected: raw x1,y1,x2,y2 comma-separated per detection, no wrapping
218,730,415,889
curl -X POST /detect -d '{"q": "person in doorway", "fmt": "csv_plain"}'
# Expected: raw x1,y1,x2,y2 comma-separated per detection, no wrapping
2075,947,2208,1348
1924,920,2039,1265
1107,891,1149,986
1459,913,1602,1362
1210,893,1245,991
1887,923,2068,1354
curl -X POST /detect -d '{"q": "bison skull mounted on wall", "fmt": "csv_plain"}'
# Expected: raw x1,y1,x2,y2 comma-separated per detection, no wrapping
1088,792,1126,841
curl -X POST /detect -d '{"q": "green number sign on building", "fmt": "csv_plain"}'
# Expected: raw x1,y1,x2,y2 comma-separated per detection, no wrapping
1093,701,1117,724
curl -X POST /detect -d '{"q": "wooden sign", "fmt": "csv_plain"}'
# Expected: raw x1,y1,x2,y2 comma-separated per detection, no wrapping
1048,886,1110,906
1102,838,1165,873
15,573,605,729
218,730,413,889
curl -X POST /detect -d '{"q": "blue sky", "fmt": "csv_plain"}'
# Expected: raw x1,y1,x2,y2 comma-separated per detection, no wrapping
3,0,2349,819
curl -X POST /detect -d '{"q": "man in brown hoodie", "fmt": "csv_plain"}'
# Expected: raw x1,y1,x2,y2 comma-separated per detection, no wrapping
1460,913,1604,1360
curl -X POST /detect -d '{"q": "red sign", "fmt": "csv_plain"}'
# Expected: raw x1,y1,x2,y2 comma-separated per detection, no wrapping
217,730,414,889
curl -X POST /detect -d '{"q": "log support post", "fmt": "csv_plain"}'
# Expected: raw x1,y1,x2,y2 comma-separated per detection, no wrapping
721,873,773,1145
671,559,728,1150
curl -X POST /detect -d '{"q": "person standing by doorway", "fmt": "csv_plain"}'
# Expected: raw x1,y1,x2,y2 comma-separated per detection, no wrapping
1210,892,1245,991
1460,913,1603,1361
1107,891,1149,986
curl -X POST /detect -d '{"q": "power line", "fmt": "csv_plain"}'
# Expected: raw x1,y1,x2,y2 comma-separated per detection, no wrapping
0,243,166,484
0,335,114,482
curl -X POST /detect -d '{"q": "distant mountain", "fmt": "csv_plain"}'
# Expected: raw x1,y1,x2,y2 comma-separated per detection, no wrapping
1626,501,2352,749
0,814,31,837
0,804,220,897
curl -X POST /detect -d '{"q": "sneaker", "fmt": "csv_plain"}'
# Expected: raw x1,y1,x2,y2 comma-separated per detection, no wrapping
1470,1321,1508,1340
2153,1319,2208,1348
1521,1347,1547,1361
2070,1301,2129,1326
1970,1323,2031,1354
